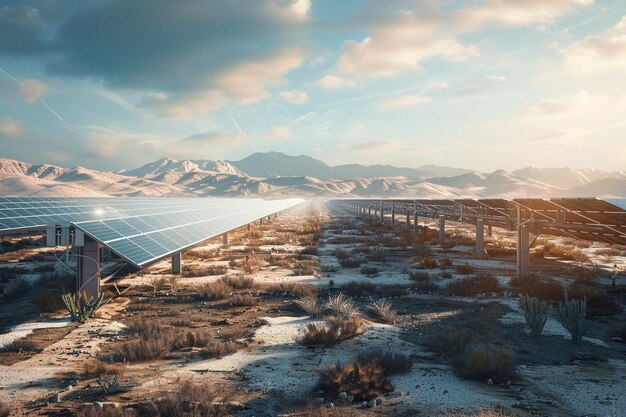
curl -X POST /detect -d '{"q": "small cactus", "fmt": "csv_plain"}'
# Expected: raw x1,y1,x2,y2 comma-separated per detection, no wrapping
555,289,588,344
519,295,549,337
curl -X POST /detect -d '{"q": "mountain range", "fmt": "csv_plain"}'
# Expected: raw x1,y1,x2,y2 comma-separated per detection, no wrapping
0,152,624,198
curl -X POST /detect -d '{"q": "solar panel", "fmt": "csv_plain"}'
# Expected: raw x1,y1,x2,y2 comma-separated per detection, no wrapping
0,197,303,267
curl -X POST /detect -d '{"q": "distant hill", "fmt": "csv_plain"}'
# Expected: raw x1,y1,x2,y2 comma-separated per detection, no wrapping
0,153,623,198
231,151,472,179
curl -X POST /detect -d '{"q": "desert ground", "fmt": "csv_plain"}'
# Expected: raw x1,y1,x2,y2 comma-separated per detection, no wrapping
0,200,625,417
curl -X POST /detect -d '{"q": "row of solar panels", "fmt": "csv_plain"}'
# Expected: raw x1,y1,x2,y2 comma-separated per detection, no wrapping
0,197,304,267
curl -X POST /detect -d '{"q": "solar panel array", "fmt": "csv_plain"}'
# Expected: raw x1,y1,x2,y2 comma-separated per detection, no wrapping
0,197,304,266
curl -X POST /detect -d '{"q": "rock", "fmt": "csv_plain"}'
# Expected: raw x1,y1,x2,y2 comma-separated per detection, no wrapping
368,399,376,408
326,402,334,408
361,401,368,409
487,378,493,385
93,402,120,410
375,398,383,406
338,392,348,401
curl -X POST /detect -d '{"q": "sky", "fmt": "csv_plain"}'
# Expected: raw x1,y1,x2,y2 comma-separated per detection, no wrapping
1,0,625,172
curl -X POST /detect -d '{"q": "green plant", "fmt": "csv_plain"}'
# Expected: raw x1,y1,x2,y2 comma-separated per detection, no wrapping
62,292,109,323
519,295,549,337
555,289,588,344
97,375,125,394
367,299,398,324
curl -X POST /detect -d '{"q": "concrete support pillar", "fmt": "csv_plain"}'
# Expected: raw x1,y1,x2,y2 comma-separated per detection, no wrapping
172,252,182,274
487,224,492,237
460,205,464,223
76,236,100,299
368,207,372,219
260,217,263,225
391,203,395,225
380,201,384,222
266,215,271,223
438,215,446,244
406,210,410,231
476,219,485,258
517,225,530,278
223,232,229,245
413,213,419,237
46,225,57,247
247,223,251,231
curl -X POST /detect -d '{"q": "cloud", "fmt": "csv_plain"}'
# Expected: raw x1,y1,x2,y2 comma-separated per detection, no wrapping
445,75,508,97
316,75,356,89
378,95,431,109
0,118,23,139
523,91,608,117
0,5,46,55
279,89,309,104
456,0,592,28
183,131,247,147
141,90,224,120
17,79,50,103
564,16,626,74
351,140,398,152
268,126,292,140
337,12,479,78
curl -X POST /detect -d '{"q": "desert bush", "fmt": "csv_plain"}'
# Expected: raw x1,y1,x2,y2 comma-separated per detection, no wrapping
117,321,177,362
83,359,124,378
356,349,413,375
318,359,393,401
414,244,432,257
142,379,232,417
568,283,622,317
360,266,378,275
4,338,40,352
297,317,362,347
62,293,109,323
2,277,31,299
32,288,65,312
440,271,453,279
229,295,258,306
439,255,453,267
519,295,548,337
419,256,438,269
427,321,493,356
339,257,362,268
77,406,135,417
182,264,228,277
443,408,515,417
97,375,125,394
299,246,319,256
242,256,263,274
170,317,191,327
457,344,515,383
448,274,501,296
367,299,397,324
370,247,388,262
341,281,376,296
0,402,10,417
412,279,438,293
456,263,475,275
148,276,168,295
555,290,588,344
293,259,319,276
534,242,589,262
295,294,322,318
219,275,256,289
334,249,351,260
196,282,231,301
510,275,563,303
325,293,359,317
409,270,431,281
200,339,239,359
267,282,319,297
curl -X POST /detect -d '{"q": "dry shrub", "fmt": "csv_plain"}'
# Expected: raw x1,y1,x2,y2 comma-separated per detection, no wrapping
419,257,438,269
339,257,362,268
242,256,263,274
486,246,517,257
409,270,431,281
568,283,622,317
341,281,376,296
325,293,359,317
334,248,351,260
360,266,378,275
297,317,363,347
229,295,258,306
426,321,493,356
412,279,438,293
142,379,232,417
534,242,589,262
456,263,475,275
443,408,515,417
32,288,65,312
457,344,515,383
0,402,10,417
356,350,413,375
196,282,231,301
148,276,169,294
4,338,40,352
288,404,355,417
367,299,398,324
448,275,501,296
83,359,125,378
509,275,563,303
170,317,191,327
200,339,239,359
293,259,319,276
117,321,177,362
182,264,228,277
219,275,256,289
295,294,322,318
76,406,136,417
318,359,393,401
2,277,31,299
267,282,319,297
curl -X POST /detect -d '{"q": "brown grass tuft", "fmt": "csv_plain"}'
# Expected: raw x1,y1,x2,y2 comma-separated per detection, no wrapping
297,317,363,347
219,275,256,289
196,282,231,301
318,359,393,401
83,359,125,378
448,274,501,296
